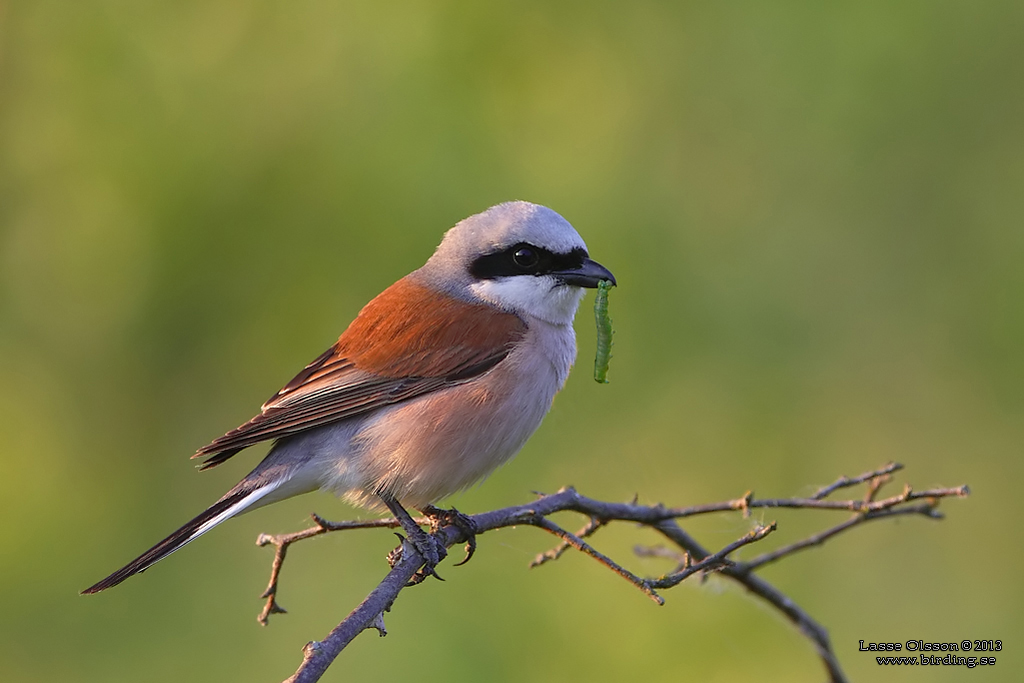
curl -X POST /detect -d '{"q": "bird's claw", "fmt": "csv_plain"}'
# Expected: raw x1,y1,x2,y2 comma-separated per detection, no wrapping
387,526,447,583
420,505,479,567
386,534,406,569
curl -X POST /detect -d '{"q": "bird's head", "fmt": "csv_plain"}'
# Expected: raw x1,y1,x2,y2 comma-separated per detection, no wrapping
416,201,616,325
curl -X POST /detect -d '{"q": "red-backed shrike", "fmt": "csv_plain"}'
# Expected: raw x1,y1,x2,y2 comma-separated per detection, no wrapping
83,201,615,593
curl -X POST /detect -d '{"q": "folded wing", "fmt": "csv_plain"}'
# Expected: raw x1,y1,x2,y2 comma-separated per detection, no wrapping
193,277,527,469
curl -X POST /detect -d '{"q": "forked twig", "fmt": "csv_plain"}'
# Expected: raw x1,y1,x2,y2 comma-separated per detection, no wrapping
811,461,904,499
255,464,968,683
646,522,776,589
530,515,605,568
528,514,664,604
255,513,419,624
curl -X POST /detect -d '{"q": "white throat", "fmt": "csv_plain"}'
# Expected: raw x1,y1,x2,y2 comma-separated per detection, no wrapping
469,276,586,325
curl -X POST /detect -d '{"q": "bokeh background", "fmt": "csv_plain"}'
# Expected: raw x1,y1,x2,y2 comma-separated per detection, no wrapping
1,2,1020,681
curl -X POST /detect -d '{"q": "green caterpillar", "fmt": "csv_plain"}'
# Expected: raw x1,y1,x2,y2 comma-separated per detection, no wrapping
593,279,614,383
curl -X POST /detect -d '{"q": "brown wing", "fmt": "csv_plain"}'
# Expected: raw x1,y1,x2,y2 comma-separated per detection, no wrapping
192,278,527,469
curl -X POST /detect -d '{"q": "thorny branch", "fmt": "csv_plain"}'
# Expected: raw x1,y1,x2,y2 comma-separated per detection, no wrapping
256,463,968,683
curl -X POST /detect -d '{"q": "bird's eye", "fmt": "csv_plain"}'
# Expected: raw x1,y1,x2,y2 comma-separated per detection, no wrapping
513,247,539,268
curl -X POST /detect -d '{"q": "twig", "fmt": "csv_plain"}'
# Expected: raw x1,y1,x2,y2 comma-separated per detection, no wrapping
255,513,416,625
528,514,664,605
285,538,426,683
647,522,776,589
653,519,849,683
812,462,904,499
530,515,605,568
740,502,942,572
256,464,968,683
864,473,891,503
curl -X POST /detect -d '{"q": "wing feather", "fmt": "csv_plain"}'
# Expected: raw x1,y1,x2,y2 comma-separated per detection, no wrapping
193,278,526,468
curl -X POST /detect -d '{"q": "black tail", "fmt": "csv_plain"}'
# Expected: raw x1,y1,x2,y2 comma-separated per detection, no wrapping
81,488,256,594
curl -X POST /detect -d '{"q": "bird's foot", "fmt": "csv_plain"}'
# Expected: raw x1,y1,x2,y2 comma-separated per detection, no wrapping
378,492,449,584
386,528,447,585
419,505,479,566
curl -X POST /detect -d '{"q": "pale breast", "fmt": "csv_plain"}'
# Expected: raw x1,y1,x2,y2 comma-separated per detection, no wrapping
328,319,577,509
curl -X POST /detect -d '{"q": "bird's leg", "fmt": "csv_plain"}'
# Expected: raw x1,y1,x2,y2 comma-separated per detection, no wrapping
418,504,479,566
378,492,447,582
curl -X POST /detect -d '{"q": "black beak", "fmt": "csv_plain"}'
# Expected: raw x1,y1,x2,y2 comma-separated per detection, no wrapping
554,257,616,288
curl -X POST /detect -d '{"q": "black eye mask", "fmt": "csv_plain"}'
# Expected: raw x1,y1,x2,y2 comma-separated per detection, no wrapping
469,243,588,279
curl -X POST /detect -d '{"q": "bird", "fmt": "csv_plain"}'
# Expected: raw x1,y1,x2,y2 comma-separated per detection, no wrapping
82,201,615,594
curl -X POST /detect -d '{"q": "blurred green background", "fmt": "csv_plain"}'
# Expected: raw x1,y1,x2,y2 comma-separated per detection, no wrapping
1,1,1020,681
